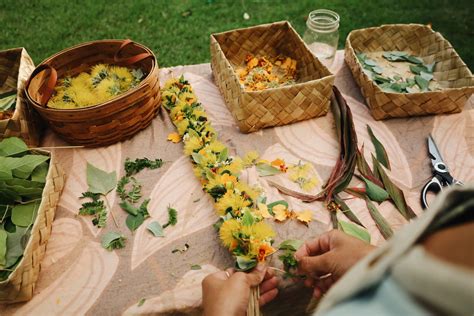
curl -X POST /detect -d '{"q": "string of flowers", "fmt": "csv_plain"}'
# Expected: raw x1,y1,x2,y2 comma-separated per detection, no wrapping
161,76,276,271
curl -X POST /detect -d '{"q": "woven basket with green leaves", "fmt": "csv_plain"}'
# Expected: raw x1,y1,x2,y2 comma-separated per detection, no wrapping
345,24,474,120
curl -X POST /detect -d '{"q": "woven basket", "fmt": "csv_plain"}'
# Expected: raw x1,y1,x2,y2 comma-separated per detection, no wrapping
25,39,161,147
211,21,335,133
345,24,474,120
0,150,64,303
0,48,43,146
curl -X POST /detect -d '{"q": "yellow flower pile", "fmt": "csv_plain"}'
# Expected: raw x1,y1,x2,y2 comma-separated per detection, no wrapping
162,76,276,270
47,64,144,109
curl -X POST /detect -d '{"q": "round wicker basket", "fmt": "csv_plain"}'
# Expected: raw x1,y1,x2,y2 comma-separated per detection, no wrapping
25,39,161,147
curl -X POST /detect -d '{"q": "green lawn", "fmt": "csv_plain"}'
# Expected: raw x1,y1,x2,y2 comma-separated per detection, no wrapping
0,0,472,70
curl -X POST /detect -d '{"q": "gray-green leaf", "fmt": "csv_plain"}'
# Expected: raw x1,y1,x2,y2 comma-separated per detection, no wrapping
339,220,371,243
235,255,257,271
420,71,433,81
86,162,117,195
119,200,138,216
256,163,281,177
415,75,429,91
101,231,126,251
147,221,164,237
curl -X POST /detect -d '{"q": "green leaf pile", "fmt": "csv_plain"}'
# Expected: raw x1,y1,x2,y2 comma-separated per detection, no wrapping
0,137,49,281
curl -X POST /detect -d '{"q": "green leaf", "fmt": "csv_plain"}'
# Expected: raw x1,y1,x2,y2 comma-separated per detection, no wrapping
278,239,303,252
362,177,389,203
147,221,164,237
190,264,202,270
339,220,371,243
86,162,117,195
241,209,255,226
367,125,390,170
0,93,16,112
101,231,126,251
0,165,12,180
409,65,426,75
372,74,391,84
119,201,138,216
0,155,49,179
124,157,163,176
415,75,429,91
5,226,28,268
255,163,281,177
0,137,28,157
333,194,365,227
11,201,39,227
137,298,146,307
235,256,257,271
126,213,145,232
0,229,7,267
163,206,177,228
218,148,228,162
372,156,417,220
425,63,435,72
364,59,377,67
191,153,204,165
365,198,393,240
31,162,49,183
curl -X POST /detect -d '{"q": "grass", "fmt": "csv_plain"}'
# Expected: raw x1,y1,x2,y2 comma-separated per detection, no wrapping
0,0,472,69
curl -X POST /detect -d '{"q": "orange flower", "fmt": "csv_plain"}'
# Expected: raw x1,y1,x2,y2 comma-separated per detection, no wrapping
257,243,275,262
271,158,288,172
220,173,237,185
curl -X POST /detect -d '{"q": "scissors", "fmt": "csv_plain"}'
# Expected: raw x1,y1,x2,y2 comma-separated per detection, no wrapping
421,135,463,209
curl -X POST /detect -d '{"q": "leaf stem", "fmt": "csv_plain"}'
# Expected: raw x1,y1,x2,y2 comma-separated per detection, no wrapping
102,194,118,228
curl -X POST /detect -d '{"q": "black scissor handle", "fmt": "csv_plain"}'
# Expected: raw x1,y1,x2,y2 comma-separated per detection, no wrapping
421,176,443,209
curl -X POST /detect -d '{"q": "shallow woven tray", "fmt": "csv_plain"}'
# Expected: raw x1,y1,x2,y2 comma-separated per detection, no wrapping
0,48,43,146
25,40,161,147
0,150,64,303
345,24,474,120
211,21,335,133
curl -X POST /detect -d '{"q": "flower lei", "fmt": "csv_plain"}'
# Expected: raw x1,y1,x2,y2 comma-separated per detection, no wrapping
161,76,276,270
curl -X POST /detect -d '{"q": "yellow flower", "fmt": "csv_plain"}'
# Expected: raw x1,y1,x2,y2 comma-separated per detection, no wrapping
220,173,238,186
218,157,243,175
214,191,250,216
178,91,197,105
163,78,180,90
206,140,226,153
301,177,318,192
234,182,260,201
109,66,133,81
242,151,260,167
219,219,241,248
184,135,204,155
295,210,313,224
90,64,109,78
249,241,275,263
273,204,289,222
95,78,116,98
175,119,190,135
256,203,273,219
246,221,275,240
167,133,181,143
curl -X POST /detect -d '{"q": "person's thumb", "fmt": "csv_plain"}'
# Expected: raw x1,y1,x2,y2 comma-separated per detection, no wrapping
246,263,267,287
297,252,333,277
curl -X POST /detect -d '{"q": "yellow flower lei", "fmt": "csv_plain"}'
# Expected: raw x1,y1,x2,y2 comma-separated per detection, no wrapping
161,76,275,270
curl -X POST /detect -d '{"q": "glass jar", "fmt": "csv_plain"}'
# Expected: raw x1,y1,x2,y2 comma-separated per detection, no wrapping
302,9,340,65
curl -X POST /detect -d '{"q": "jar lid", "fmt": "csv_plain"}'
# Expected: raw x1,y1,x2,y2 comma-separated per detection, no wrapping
307,9,340,32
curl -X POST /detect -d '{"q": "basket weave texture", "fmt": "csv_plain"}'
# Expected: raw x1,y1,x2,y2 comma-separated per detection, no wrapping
0,48,43,146
25,40,161,147
345,24,474,120
0,151,65,303
211,21,335,133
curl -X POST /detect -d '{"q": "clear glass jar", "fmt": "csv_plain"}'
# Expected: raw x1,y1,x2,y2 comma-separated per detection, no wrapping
302,9,340,65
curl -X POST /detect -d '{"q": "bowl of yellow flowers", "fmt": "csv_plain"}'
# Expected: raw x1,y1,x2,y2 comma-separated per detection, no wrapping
25,39,161,147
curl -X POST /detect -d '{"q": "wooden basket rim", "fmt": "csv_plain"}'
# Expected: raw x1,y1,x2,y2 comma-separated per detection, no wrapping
0,148,53,285
26,39,157,112
211,21,334,94
346,24,474,95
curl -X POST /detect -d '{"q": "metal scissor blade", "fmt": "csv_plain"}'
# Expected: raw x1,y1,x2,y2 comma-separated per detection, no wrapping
428,135,446,167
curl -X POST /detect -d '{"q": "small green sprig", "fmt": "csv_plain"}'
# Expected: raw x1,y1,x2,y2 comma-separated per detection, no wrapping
163,206,178,228
124,158,164,176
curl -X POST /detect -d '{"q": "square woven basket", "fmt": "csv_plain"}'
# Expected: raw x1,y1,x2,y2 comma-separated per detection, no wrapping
0,151,64,303
0,48,43,146
211,21,335,133
345,24,474,120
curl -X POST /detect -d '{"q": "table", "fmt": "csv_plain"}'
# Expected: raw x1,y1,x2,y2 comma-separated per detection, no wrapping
2,51,473,315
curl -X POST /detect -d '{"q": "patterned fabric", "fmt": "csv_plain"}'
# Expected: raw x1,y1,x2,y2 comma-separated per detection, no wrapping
1,51,472,315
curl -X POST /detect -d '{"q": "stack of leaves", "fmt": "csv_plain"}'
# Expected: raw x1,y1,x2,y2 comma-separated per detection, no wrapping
162,76,276,271
47,63,145,109
357,51,438,93
0,90,16,120
0,137,49,281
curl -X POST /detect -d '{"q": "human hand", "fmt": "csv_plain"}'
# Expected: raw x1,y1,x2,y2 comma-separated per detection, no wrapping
294,230,375,298
202,264,279,316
